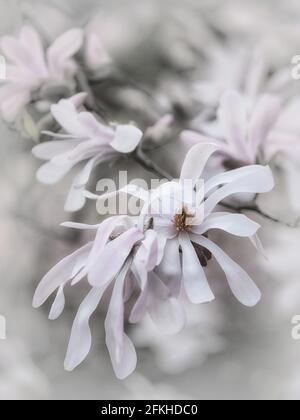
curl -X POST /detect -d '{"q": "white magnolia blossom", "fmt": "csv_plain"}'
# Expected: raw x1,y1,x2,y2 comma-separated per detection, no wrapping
94,143,274,307
32,94,143,212
0,26,84,122
182,90,300,169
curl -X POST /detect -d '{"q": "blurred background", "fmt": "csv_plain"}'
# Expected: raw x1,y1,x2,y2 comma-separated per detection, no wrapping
1,0,300,400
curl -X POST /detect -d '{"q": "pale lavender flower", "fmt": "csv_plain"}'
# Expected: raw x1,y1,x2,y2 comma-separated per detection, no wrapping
0,26,83,122
98,143,274,307
33,216,184,379
32,94,143,212
182,90,286,169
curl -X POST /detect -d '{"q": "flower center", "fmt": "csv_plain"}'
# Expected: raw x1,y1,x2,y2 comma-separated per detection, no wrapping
172,208,193,232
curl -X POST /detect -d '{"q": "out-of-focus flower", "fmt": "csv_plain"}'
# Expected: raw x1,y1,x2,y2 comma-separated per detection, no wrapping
0,26,83,123
192,46,294,110
32,94,143,212
84,31,112,74
33,216,184,379
183,90,285,169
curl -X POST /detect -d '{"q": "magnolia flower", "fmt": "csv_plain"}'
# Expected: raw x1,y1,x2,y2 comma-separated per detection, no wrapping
32,94,143,212
94,143,274,307
0,25,83,122
33,216,185,379
182,90,285,169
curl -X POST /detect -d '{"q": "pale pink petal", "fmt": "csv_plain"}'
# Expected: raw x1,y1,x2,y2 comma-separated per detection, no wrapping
105,263,137,380
110,125,143,153
191,213,260,237
178,232,215,304
51,99,88,137
20,26,48,77
49,286,65,320
32,140,82,160
204,165,274,217
218,90,252,161
180,143,219,187
88,227,144,287
191,235,261,307
36,159,76,185
64,286,106,371
33,242,93,308
147,272,186,335
156,238,181,297
47,28,83,77
249,95,281,156
0,87,30,122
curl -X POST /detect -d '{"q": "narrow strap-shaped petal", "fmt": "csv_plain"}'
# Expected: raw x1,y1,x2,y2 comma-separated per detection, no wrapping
191,235,261,307
47,28,83,77
248,94,281,156
178,232,215,304
105,261,137,380
51,99,89,137
110,125,143,153
156,238,181,297
88,227,144,287
20,26,48,77
48,286,65,320
180,143,219,187
64,286,106,371
33,242,93,308
191,213,260,237
218,90,252,161
32,140,83,160
134,230,158,272
36,158,76,185
204,165,274,217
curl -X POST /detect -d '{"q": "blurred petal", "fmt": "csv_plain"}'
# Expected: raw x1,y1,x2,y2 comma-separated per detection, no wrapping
249,95,281,155
218,90,251,160
156,238,181,296
110,125,143,153
47,28,83,76
148,272,186,335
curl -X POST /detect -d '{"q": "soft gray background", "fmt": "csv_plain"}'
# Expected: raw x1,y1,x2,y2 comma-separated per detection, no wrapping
1,0,300,400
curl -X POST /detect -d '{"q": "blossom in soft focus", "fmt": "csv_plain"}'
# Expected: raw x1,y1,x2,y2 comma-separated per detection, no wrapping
32,94,143,212
0,26,83,122
182,90,285,169
32,216,184,379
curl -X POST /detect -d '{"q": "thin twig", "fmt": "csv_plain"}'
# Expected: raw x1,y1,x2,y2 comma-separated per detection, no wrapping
220,202,299,228
134,146,173,181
